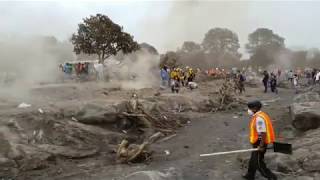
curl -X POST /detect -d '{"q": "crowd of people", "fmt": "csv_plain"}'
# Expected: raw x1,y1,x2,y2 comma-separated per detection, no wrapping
60,62,90,76
261,68,320,94
160,65,249,94
160,66,197,93
59,61,104,81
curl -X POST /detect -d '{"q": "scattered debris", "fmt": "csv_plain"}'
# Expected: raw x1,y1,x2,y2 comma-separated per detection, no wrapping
164,150,170,155
71,117,78,122
122,93,182,135
158,134,177,143
116,132,163,163
188,82,198,90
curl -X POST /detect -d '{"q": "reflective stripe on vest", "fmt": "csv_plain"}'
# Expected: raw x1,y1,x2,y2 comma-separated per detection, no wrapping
249,111,275,144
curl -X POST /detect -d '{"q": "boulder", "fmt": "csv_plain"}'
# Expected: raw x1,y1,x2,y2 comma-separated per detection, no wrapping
275,154,300,173
75,103,121,124
266,128,320,178
290,102,320,131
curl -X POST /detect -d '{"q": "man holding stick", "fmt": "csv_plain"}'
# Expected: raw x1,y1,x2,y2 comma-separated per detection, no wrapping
243,100,277,180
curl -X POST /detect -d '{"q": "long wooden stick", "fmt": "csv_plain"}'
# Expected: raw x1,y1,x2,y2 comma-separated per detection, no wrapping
200,148,258,157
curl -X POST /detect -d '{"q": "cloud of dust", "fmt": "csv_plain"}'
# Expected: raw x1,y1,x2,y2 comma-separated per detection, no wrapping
138,1,250,55
0,35,75,99
274,50,293,69
106,50,160,90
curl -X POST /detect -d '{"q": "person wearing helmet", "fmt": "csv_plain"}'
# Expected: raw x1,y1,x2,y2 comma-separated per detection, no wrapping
187,67,195,83
170,68,180,93
243,100,277,180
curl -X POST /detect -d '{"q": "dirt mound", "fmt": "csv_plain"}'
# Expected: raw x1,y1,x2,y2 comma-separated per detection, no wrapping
0,94,195,178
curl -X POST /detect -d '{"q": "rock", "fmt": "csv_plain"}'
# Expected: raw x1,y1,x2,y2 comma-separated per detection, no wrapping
293,148,309,161
266,127,320,179
275,154,300,173
0,156,18,178
302,154,320,172
280,126,299,139
290,102,320,131
75,103,120,124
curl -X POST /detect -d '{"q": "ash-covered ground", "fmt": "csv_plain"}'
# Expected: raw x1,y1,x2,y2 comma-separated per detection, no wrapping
1,79,319,180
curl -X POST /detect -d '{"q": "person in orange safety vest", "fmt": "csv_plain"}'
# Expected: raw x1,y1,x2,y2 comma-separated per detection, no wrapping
243,100,277,180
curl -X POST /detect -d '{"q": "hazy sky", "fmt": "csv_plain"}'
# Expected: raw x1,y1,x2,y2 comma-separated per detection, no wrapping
1,0,320,56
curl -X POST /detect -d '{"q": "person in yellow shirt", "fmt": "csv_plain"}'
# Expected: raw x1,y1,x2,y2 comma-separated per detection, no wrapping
170,68,180,93
187,67,195,83
177,68,185,86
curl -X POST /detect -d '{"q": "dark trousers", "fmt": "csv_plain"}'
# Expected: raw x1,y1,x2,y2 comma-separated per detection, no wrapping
263,82,268,93
246,143,277,180
270,84,277,93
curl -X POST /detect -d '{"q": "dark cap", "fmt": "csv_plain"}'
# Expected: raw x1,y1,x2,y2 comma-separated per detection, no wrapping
247,100,262,110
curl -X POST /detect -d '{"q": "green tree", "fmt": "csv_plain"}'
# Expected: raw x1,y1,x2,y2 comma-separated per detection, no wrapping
202,28,240,57
246,28,285,55
246,28,285,66
160,51,180,68
139,42,158,55
180,41,202,53
71,14,139,63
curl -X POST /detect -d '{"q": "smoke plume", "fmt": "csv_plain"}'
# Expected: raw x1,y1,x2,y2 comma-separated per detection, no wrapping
107,50,160,90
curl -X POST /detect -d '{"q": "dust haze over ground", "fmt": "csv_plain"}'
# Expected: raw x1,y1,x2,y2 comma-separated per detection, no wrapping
0,35,75,100
117,51,160,89
0,35,160,100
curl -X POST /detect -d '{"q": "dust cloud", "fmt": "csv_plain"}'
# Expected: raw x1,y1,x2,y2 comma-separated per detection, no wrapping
0,35,74,99
107,50,160,90
138,1,250,54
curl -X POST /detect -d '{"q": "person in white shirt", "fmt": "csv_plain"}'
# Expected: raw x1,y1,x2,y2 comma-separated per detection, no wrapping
94,63,104,81
293,74,298,94
315,71,320,84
